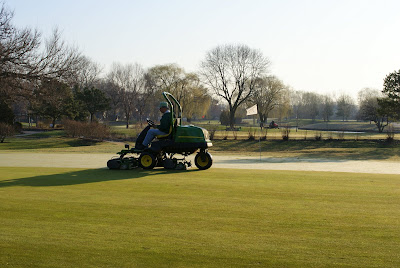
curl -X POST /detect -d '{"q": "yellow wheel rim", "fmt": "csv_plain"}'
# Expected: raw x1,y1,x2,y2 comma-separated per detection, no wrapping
196,156,209,167
141,155,153,167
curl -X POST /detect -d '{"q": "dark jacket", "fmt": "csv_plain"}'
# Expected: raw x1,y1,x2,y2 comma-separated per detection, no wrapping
157,111,172,133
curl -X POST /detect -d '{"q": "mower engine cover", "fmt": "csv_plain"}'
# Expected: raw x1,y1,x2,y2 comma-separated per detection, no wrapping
174,125,212,146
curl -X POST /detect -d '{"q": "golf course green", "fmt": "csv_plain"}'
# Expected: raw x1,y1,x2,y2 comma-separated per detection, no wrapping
1,167,399,267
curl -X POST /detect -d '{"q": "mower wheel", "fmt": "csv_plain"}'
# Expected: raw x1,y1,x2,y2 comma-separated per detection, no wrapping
139,152,157,169
194,152,212,170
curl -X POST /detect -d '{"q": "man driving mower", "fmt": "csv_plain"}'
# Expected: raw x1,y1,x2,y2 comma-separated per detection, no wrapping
135,101,172,150
108,92,213,170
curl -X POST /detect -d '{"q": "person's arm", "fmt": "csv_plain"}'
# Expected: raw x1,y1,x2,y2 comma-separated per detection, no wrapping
157,112,172,133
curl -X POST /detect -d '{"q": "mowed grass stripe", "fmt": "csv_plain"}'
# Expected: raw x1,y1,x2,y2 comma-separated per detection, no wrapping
1,167,399,267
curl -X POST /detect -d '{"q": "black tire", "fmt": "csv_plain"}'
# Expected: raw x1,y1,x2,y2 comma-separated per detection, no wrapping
107,159,121,170
139,152,157,169
194,152,212,170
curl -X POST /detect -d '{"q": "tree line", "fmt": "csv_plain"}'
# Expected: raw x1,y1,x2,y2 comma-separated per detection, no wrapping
1,2,400,134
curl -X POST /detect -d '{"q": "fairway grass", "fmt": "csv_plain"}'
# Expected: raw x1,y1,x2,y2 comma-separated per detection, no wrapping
1,167,400,267
2,136,400,162
0,136,124,153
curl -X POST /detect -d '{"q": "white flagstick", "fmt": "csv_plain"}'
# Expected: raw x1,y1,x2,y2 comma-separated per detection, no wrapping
259,120,262,161
247,105,260,160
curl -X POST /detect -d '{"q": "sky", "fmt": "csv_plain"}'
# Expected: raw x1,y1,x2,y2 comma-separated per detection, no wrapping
8,0,400,99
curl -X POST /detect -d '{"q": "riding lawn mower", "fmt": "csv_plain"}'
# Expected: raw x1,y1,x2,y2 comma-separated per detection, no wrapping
107,92,213,170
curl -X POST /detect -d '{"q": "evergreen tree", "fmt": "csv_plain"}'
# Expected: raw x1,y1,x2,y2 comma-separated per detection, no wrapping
76,87,110,122
380,69,400,119
0,99,15,124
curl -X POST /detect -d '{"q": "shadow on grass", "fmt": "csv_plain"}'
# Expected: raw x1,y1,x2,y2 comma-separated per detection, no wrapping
0,168,201,188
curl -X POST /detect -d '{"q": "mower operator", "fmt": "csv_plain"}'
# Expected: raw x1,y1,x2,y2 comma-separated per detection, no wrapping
137,102,172,149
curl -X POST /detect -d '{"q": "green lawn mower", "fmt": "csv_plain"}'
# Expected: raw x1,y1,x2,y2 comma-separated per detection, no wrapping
107,92,213,170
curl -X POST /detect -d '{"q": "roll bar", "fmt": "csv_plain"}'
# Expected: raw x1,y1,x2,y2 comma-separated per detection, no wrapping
162,92,182,126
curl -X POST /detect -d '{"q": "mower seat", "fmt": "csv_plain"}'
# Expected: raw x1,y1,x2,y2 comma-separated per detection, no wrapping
156,125,173,139
156,117,177,140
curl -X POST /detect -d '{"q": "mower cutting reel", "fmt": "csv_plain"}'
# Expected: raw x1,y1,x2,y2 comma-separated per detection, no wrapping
107,156,139,170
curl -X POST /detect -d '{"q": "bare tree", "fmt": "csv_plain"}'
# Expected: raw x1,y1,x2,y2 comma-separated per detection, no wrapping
180,73,211,121
36,28,82,81
200,44,270,129
148,64,184,96
0,3,40,101
98,79,122,121
0,3,82,103
250,76,285,124
0,3,41,81
289,90,302,130
336,93,355,121
358,88,388,132
320,94,334,122
74,56,102,88
134,72,157,126
1,26,81,82
146,64,184,118
207,98,225,120
148,64,211,121
107,62,145,128
270,86,291,122
299,92,321,122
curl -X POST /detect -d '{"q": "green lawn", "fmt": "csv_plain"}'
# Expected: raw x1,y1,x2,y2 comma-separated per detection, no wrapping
109,120,390,140
2,134,400,161
0,135,123,153
211,140,400,161
1,167,400,267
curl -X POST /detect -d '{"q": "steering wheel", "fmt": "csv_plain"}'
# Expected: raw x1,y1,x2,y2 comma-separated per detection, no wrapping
146,118,155,127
